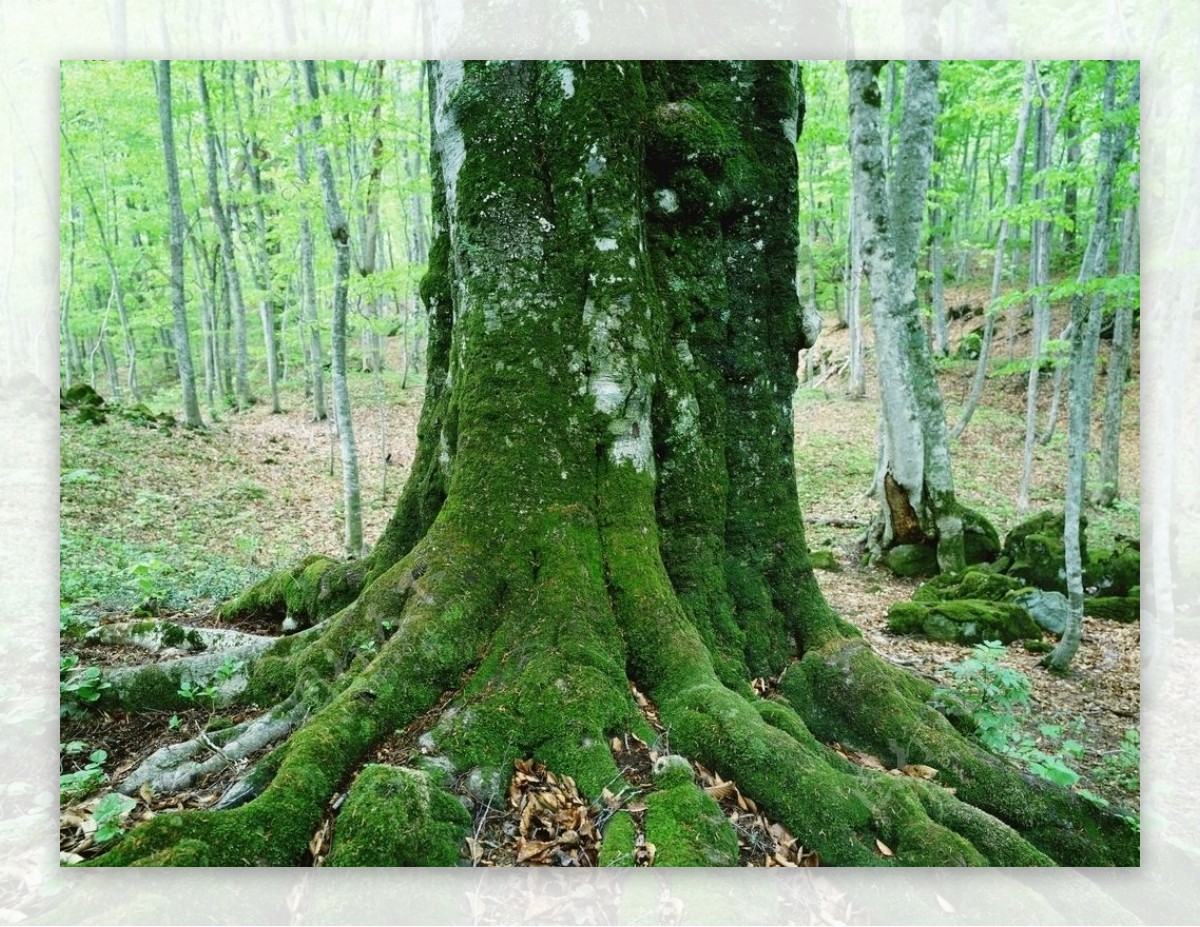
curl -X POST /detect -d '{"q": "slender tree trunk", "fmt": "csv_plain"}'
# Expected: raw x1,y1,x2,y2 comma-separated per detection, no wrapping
954,122,983,281
155,60,203,428
1047,62,1139,673
198,63,253,411
61,203,77,391
357,61,388,375
102,333,120,401
1094,191,1138,507
929,159,949,357
290,62,328,422
851,60,984,574
952,63,1034,439
846,183,866,399
305,59,364,559
235,62,282,414
61,131,139,401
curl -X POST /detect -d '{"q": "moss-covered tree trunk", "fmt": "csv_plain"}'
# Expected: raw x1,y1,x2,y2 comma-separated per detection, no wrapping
93,61,1136,869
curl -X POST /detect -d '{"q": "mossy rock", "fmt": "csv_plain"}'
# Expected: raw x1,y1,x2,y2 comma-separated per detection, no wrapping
642,780,739,866
913,569,1025,604
884,543,939,578
326,765,470,867
1008,589,1068,636
808,549,842,572
1001,511,1085,594
962,507,1001,565
1085,594,1139,624
1085,540,1140,597
61,383,105,409
887,600,1041,645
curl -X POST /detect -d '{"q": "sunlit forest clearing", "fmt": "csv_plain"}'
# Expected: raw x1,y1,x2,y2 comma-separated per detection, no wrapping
60,60,1144,869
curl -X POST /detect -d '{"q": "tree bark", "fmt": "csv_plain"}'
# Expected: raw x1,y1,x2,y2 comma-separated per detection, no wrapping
851,60,983,574
93,60,1135,871
198,63,253,411
305,60,364,560
1046,63,1139,673
155,60,203,428
951,62,1034,439
1094,192,1138,508
290,62,328,422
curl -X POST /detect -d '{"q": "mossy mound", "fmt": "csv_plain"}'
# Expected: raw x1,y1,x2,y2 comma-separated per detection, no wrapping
598,811,637,867
808,549,842,572
218,554,361,629
887,600,1042,645
884,543,939,578
999,511,1081,594
962,507,1001,565
61,383,107,424
1085,539,1140,597
913,569,1025,604
325,765,470,867
1086,593,1140,624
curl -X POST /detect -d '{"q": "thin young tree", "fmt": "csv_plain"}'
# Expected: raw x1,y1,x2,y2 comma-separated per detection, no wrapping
1094,179,1138,507
304,59,363,560
951,62,1034,438
198,62,253,411
1045,61,1139,673
289,62,328,422
154,60,203,428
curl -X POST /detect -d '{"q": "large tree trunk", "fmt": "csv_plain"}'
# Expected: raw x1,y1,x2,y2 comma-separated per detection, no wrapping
92,61,1135,870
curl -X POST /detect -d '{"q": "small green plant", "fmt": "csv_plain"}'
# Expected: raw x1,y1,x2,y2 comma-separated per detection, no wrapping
932,641,1082,788
1096,727,1140,793
60,604,98,639
60,654,110,718
168,714,181,731
91,792,136,843
178,655,244,709
60,745,108,800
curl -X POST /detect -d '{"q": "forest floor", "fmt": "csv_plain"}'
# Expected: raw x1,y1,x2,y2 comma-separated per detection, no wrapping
59,291,1147,865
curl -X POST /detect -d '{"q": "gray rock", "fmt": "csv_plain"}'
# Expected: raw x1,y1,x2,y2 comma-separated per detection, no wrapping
1010,589,1068,636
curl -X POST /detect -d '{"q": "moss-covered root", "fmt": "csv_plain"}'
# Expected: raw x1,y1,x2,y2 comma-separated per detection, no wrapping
643,757,739,866
217,554,367,629
780,638,1139,866
88,536,503,867
326,765,470,866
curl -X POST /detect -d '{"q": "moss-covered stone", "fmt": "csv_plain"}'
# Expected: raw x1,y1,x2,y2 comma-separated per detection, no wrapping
884,543,939,578
1086,594,1139,624
808,549,842,572
1009,589,1068,636
962,507,1001,565
887,600,1041,645
1001,511,1082,593
326,765,470,867
913,569,1026,603
643,780,739,866
1085,540,1140,597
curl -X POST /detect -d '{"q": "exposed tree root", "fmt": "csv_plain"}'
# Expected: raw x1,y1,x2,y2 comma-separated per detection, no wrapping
103,638,277,710
118,699,309,798
86,620,270,654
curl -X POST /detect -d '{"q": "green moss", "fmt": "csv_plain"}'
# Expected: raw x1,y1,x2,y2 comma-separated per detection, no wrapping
1086,594,1139,623
961,506,1001,565
643,780,739,866
1001,511,1082,593
1085,541,1140,597
598,811,637,867
913,569,1026,603
780,638,1138,865
887,600,1041,645
326,765,470,867
884,543,939,578
808,549,842,572
218,555,361,629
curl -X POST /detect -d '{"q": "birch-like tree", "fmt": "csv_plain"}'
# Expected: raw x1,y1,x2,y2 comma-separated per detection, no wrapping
849,60,995,574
